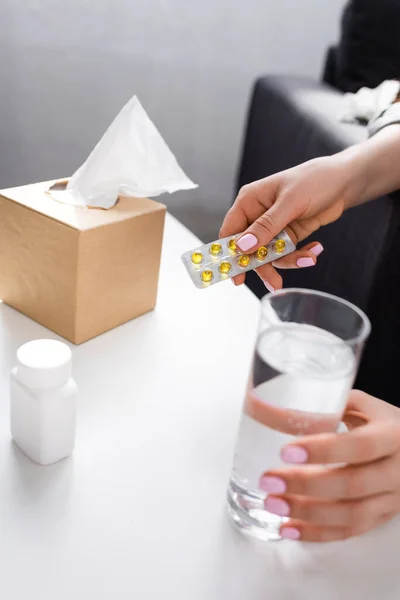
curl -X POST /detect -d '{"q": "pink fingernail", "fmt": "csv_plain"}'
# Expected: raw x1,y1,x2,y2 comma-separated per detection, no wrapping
281,527,301,540
237,233,258,252
297,257,315,268
259,476,286,494
265,497,290,517
310,243,324,257
281,445,308,464
263,281,275,293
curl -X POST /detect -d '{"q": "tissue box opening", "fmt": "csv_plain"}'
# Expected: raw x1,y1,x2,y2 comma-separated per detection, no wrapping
0,180,166,344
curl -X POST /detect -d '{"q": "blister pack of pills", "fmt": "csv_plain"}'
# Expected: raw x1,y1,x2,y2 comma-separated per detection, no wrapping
181,230,296,289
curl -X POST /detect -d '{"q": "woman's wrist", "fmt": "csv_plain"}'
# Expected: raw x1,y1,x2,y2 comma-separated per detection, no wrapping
338,124,400,210
332,149,369,211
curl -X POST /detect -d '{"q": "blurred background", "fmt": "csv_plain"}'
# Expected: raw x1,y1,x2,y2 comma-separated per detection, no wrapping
0,0,346,240
3,0,400,403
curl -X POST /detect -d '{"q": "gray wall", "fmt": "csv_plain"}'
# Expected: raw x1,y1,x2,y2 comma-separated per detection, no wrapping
0,0,346,237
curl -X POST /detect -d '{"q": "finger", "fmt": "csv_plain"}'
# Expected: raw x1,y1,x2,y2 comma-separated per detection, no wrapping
240,240,323,291
232,246,319,288
261,455,397,500
264,492,399,528
220,204,251,240
343,410,369,430
346,389,397,421
272,242,323,270
247,394,342,435
230,238,321,290
235,197,299,253
279,512,393,543
231,274,246,286
254,263,283,293
280,420,400,467
219,179,279,239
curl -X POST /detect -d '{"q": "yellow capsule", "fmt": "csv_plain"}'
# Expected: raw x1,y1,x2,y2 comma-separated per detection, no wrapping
209,243,222,256
228,238,237,252
219,261,232,274
191,251,203,265
274,239,286,254
238,254,250,268
256,246,268,261
201,269,214,283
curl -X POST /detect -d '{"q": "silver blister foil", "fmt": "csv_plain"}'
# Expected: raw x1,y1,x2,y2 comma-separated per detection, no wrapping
181,230,296,289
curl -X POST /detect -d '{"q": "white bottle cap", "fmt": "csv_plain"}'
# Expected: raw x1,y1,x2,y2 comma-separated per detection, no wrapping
16,339,72,389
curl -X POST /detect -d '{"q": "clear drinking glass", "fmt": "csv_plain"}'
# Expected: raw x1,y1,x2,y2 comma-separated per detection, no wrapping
227,288,371,541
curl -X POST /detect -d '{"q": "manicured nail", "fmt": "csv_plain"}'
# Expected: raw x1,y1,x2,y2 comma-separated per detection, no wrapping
259,476,286,494
265,497,290,517
310,243,324,257
237,233,258,252
263,281,275,293
281,445,308,464
281,527,301,540
297,257,315,268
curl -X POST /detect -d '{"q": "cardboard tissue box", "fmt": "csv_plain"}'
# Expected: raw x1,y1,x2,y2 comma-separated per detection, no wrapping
0,96,196,343
0,181,166,344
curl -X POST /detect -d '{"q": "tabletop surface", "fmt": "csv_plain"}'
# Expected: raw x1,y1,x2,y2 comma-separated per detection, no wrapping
0,214,399,600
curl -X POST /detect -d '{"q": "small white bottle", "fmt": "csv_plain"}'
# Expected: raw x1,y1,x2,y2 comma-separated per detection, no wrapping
10,339,77,465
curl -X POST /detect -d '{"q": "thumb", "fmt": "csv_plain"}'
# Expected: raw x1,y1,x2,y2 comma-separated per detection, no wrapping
346,390,392,421
236,200,297,253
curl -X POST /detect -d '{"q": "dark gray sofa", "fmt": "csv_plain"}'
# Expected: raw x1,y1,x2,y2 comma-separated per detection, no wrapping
236,73,400,406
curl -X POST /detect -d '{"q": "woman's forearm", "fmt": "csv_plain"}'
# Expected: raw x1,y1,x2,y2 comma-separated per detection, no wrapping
338,124,400,209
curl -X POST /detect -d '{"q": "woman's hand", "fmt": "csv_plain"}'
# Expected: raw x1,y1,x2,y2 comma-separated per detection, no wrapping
220,124,400,290
259,390,400,542
219,155,359,290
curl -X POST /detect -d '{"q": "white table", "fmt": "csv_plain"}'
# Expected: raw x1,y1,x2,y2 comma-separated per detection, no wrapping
0,214,399,600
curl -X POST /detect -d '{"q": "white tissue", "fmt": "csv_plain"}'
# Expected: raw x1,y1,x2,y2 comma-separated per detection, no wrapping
64,95,197,209
340,80,400,124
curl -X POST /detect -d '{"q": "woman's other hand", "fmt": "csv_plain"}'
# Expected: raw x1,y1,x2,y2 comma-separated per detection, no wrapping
259,391,400,542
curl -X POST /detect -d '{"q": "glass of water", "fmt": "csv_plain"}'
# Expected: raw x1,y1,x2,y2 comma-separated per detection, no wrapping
227,288,371,541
